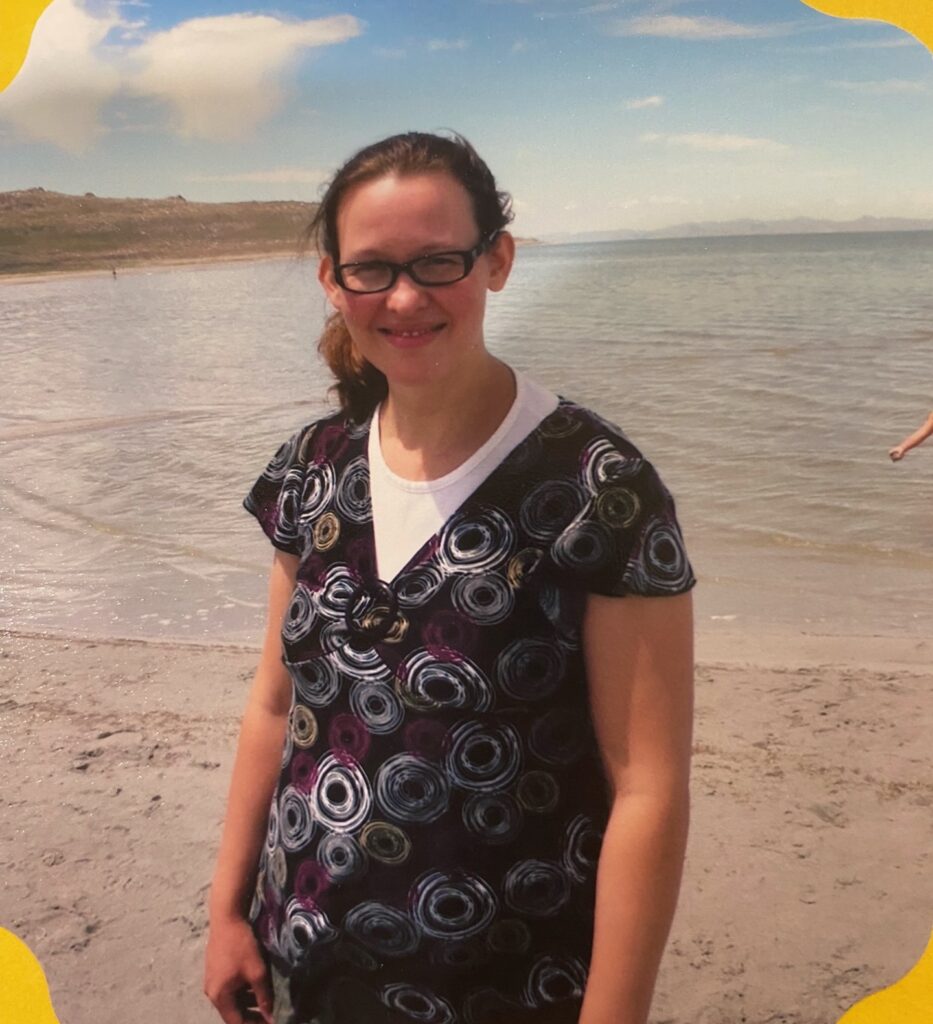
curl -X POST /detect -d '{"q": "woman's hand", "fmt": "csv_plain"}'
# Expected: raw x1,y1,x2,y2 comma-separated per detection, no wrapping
889,445,905,462
203,912,274,1024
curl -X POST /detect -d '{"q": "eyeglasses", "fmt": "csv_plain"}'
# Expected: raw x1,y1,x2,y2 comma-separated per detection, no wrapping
333,233,499,294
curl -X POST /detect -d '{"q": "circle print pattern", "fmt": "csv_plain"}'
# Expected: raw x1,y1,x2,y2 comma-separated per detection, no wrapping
445,720,522,792
451,573,514,626
263,434,299,481
632,518,693,593
551,518,612,572
333,642,392,683
360,821,412,865
278,784,315,853
335,455,372,524
595,485,640,529
312,511,340,552
562,814,603,885
519,480,584,542
281,896,336,966
461,792,523,846
343,901,419,958
495,638,566,703
299,461,336,524
269,844,287,891
317,833,367,883
524,954,587,1007
289,656,340,708
282,583,316,643
397,650,494,712
375,753,450,824
580,436,641,492
503,859,570,918
394,563,444,609
437,507,514,575
310,753,372,834
381,984,455,1024
290,703,318,748
515,771,560,814
506,547,543,588
410,870,498,940
317,563,358,619
349,680,404,735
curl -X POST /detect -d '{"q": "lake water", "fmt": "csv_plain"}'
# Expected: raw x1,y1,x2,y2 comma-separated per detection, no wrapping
2,233,932,647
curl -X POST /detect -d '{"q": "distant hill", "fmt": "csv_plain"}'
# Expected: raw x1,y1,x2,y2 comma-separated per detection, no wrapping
546,215,933,245
0,188,317,276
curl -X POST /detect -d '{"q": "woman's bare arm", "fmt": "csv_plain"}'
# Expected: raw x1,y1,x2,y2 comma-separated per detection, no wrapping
889,411,933,461
577,591,694,1024
204,550,298,1024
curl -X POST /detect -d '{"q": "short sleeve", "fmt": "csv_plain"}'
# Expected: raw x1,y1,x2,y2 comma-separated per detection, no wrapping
243,426,313,556
548,435,695,598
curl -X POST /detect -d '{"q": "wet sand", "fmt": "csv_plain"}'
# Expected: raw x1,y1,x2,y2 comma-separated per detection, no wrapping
1,629,930,1024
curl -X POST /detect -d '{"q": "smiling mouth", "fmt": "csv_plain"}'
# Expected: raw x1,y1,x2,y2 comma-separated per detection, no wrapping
378,323,445,337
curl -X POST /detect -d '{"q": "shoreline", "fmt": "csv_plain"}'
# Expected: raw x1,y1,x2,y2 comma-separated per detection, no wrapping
5,622,931,672
0,250,307,285
2,629,930,1024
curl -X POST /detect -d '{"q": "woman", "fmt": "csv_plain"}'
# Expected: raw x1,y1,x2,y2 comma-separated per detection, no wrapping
204,132,695,1024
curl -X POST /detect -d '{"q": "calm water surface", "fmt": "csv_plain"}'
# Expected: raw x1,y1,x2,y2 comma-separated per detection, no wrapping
2,233,931,643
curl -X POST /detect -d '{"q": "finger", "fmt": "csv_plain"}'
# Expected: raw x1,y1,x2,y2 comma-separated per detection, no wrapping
212,988,247,1024
245,962,275,1024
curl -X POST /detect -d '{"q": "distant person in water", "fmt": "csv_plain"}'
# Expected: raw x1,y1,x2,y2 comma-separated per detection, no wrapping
889,410,933,461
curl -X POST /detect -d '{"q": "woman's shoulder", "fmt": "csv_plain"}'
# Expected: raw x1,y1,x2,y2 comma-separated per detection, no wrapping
259,408,370,478
538,395,646,463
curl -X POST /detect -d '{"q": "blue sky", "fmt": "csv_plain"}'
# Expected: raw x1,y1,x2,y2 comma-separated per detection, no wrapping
1,0,931,235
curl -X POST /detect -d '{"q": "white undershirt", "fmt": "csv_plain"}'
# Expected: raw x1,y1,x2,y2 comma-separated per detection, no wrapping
368,370,560,581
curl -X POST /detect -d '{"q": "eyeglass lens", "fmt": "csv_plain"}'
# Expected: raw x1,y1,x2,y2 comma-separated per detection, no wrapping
341,252,470,293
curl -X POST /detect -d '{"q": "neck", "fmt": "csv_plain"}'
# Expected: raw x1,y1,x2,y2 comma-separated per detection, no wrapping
378,356,516,481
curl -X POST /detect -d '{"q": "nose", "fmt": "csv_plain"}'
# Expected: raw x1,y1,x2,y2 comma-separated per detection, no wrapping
384,270,429,312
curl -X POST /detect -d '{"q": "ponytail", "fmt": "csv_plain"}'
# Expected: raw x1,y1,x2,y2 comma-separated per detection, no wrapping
317,312,387,423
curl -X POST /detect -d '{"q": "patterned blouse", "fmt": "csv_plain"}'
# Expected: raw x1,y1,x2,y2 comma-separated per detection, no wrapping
243,398,695,1024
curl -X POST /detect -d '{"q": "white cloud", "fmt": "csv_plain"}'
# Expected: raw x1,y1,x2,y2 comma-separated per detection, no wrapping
625,95,664,110
188,167,329,185
427,38,469,51
610,16,786,40
642,132,790,153
0,0,124,152
830,79,929,96
0,3,362,151
129,14,362,141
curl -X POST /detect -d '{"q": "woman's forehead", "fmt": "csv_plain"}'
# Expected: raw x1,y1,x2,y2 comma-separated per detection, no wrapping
336,172,477,255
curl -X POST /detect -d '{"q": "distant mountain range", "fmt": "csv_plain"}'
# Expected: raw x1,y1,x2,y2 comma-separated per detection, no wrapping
545,215,933,244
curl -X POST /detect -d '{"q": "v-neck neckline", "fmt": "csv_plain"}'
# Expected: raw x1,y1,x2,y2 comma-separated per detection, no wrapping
358,398,569,588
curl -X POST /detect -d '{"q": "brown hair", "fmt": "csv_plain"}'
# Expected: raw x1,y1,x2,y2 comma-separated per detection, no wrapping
307,131,514,422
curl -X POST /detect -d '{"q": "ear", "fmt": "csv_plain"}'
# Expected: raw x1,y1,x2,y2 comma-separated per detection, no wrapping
318,253,345,309
486,231,516,293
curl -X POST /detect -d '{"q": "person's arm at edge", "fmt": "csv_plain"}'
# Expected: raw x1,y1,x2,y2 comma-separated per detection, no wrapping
577,590,694,1024
204,549,298,1024
889,411,933,461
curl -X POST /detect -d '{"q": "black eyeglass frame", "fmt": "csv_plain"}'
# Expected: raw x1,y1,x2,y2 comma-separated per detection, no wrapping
333,232,501,294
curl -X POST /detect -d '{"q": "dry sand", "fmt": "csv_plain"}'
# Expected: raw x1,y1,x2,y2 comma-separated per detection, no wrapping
1,629,930,1024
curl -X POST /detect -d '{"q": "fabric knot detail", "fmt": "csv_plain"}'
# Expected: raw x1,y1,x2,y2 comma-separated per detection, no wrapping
344,579,400,650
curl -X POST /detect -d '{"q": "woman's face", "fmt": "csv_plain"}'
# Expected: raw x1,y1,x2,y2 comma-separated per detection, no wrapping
318,171,514,392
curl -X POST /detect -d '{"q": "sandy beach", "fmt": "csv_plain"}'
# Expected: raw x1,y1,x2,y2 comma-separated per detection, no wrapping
1,628,929,1024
